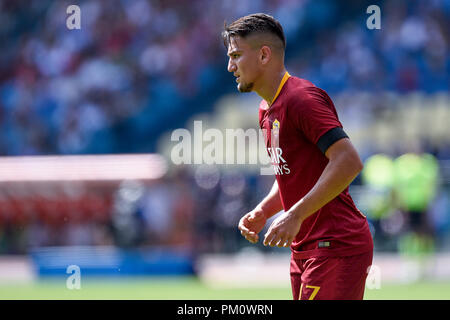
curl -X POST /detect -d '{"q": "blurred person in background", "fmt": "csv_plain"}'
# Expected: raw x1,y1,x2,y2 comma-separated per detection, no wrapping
394,152,439,266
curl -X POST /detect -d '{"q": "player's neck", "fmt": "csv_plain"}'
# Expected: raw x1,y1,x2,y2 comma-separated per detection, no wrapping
255,67,287,105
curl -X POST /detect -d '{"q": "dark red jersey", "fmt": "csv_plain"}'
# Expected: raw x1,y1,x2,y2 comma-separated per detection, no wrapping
259,72,373,259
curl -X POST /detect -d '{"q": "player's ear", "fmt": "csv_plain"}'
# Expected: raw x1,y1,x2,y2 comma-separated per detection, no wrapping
260,46,271,65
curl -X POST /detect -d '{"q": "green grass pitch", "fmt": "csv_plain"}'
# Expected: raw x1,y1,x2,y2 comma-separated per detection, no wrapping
0,277,450,300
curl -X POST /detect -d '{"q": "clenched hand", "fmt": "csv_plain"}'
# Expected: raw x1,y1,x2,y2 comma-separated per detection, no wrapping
238,210,267,244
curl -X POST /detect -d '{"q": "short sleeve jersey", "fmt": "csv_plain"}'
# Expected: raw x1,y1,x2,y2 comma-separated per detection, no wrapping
259,73,373,259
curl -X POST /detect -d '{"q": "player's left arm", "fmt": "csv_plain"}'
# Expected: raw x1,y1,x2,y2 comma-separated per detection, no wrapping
263,137,363,247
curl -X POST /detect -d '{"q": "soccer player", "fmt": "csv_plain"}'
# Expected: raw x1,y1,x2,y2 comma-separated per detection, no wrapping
222,13,374,300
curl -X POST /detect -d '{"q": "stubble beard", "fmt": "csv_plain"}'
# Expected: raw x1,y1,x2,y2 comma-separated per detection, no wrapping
237,81,254,93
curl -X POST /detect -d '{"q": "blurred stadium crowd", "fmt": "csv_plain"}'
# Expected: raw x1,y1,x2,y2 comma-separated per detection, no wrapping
0,0,449,257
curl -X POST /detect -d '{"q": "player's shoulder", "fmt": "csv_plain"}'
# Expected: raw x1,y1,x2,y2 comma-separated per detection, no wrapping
284,76,329,106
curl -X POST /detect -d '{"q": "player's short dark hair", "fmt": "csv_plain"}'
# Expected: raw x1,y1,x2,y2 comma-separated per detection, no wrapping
222,13,286,50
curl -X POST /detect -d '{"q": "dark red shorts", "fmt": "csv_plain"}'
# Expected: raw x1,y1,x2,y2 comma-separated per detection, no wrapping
290,250,373,300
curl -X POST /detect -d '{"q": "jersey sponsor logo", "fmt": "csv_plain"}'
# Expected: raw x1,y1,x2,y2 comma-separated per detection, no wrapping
267,147,290,175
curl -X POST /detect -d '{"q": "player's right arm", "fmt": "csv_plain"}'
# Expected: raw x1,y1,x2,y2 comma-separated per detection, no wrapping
238,180,283,243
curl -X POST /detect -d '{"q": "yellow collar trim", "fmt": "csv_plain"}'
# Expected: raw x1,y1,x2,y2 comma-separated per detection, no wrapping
269,71,290,106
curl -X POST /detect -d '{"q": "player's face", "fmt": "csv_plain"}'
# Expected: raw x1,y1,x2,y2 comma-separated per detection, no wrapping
227,36,262,93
